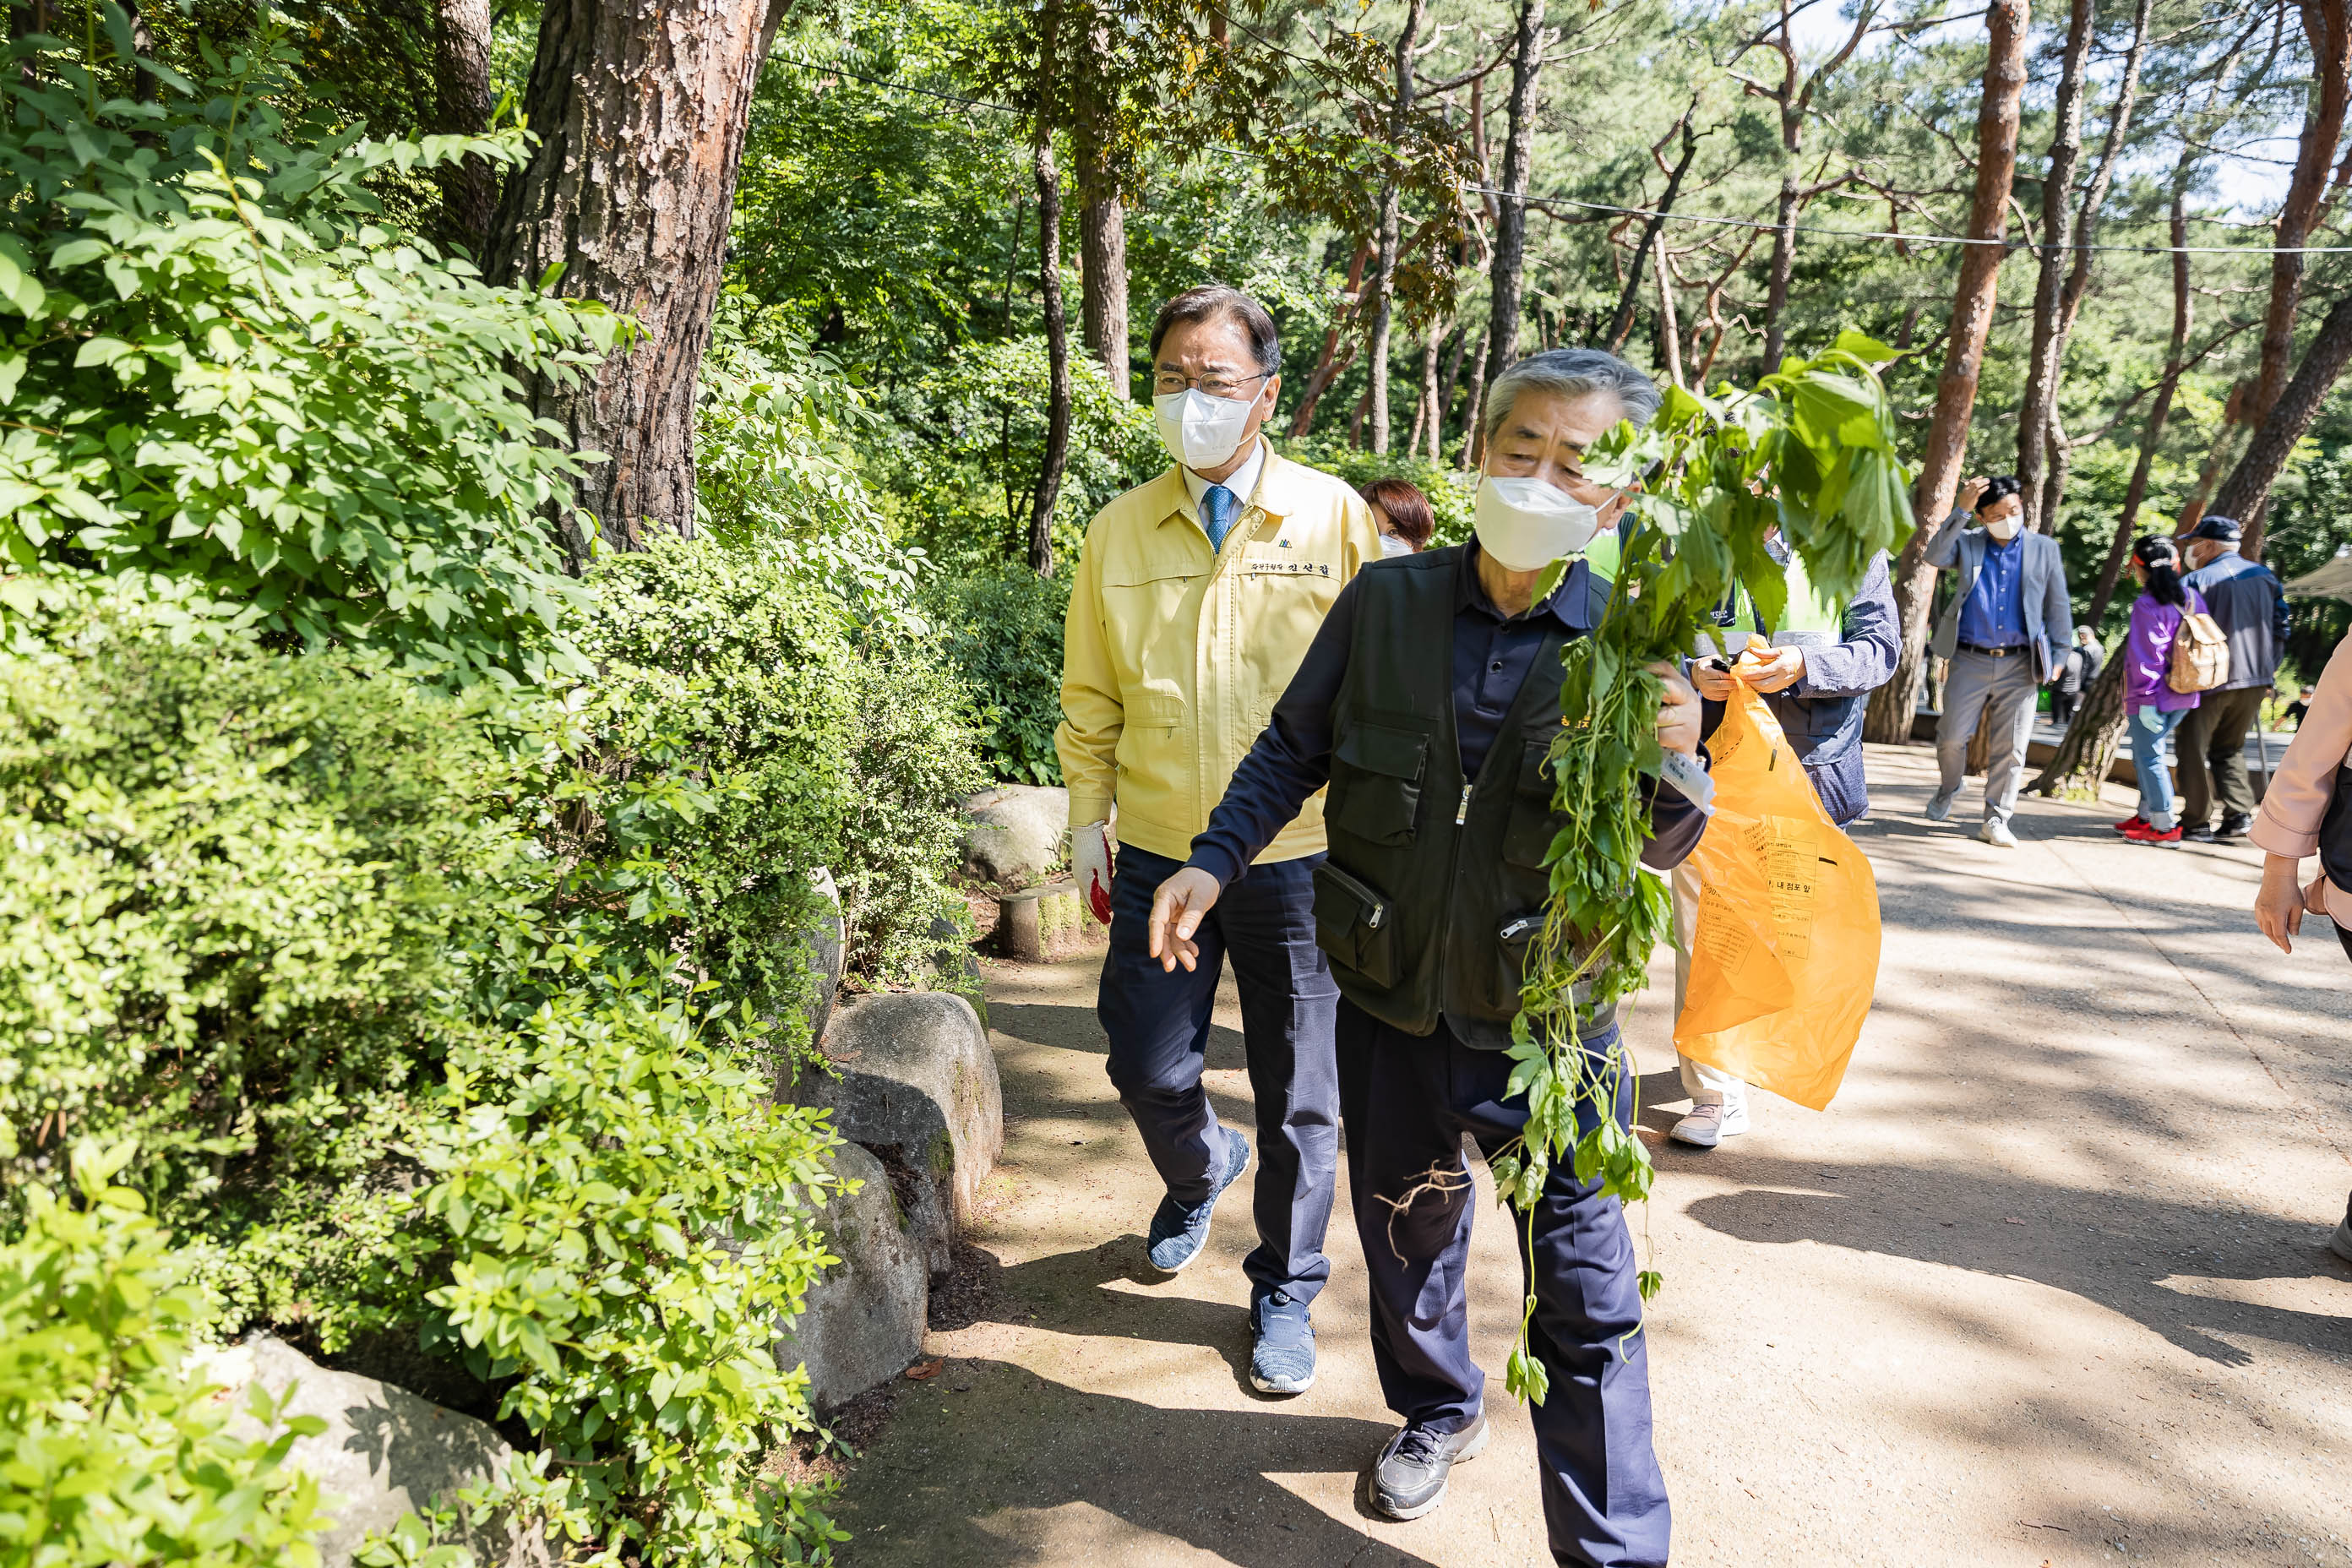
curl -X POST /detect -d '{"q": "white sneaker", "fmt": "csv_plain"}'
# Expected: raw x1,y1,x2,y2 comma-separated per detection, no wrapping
1925,789,1956,823
1977,819,2017,848
1669,1101,1750,1149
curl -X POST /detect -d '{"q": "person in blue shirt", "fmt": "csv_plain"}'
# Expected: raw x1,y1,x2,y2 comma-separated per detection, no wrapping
1921,475,2074,847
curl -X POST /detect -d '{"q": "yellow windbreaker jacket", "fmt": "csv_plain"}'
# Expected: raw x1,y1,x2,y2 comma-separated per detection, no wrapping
1056,446,1382,865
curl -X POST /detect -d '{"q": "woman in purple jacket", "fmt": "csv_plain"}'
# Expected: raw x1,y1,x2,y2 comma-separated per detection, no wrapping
2118,535,2207,846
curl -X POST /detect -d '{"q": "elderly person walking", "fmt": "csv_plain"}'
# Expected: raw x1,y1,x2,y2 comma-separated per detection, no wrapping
2250,626,2352,1263
2178,514,2292,841
2115,536,2207,846
1057,285,1384,1396
1145,348,1699,1566
1921,474,2074,847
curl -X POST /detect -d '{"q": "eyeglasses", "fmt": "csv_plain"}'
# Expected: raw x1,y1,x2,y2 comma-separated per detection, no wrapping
1152,370,1270,400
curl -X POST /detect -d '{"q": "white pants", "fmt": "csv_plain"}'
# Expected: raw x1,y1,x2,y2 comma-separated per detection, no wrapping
1669,858,1748,1114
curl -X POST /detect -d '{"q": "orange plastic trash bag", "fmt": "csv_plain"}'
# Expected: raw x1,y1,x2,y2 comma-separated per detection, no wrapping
1673,685,1880,1111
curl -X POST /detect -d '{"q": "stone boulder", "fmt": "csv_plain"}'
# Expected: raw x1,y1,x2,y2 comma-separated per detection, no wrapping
780,990,1002,1280
957,785,1069,890
776,1141,928,1411
195,1336,547,1568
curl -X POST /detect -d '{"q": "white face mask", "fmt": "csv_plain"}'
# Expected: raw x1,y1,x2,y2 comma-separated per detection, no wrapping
1473,474,1602,572
1154,387,1257,471
1379,532,1414,558
1983,512,2023,542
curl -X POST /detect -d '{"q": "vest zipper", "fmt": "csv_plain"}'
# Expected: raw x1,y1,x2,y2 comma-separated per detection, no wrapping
1455,782,1473,826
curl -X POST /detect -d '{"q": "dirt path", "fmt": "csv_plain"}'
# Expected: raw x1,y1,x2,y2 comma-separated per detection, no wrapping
834,746,2352,1567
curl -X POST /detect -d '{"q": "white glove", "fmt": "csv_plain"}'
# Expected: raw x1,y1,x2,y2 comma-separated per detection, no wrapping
1073,819,1115,925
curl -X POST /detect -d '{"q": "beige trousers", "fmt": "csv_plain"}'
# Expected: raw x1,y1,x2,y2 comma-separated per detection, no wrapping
1669,858,1749,1113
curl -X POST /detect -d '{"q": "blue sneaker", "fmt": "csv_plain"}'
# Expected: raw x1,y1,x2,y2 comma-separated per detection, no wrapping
1146,1132,1250,1274
1250,1295,1316,1395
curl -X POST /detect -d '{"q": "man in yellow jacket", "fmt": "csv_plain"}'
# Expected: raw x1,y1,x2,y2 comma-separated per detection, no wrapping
1057,283,1383,1396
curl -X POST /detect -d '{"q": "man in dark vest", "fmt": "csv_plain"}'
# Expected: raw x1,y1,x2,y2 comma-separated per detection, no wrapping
1144,348,1705,1567
2178,514,2290,841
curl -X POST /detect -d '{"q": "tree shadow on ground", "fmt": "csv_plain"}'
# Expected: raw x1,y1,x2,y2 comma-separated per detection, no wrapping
835,1359,1435,1568
1679,1152,2352,1365
989,999,1248,1072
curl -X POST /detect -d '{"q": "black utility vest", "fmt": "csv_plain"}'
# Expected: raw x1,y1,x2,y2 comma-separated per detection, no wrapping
1311,546,1601,1044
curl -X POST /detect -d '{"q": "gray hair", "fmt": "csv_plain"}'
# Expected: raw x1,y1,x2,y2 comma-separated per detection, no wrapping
1482,348,1663,438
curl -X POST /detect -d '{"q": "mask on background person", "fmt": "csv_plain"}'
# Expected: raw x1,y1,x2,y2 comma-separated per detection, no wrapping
1982,512,2023,543
1379,532,1414,558
1154,387,1256,471
1473,473,1603,572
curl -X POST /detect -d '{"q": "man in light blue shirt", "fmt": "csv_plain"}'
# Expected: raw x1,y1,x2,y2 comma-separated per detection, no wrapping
1921,474,2074,847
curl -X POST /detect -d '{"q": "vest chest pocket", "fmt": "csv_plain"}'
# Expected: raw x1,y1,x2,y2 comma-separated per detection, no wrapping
1312,861,1396,988
1502,738,1569,868
1329,722,1430,846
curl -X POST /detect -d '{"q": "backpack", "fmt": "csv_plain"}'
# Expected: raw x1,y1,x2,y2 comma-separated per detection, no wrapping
2167,608,2230,694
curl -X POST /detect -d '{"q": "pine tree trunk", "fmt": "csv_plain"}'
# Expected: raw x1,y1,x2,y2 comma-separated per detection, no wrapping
2014,0,2093,532
1865,0,2030,745
1653,231,1683,386
433,0,496,255
1412,313,1444,460
1760,170,1799,373
486,0,786,563
2031,645,2126,798
2211,289,2352,557
1455,325,1489,468
1366,0,1428,456
1478,0,1546,417
1435,324,1469,461
1290,245,1372,437
1031,133,1071,576
2251,0,2351,427
1071,17,1129,400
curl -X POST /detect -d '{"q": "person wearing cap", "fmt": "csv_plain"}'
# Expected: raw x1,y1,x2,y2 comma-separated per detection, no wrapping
1920,474,2075,847
1056,284,1383,1399
1143,347,1701,1565
2177,514,2291,842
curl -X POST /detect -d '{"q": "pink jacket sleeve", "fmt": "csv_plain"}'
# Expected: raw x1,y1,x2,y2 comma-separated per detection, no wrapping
2250,629,2352,920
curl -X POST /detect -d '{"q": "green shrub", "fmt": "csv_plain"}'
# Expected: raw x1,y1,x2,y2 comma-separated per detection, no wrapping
920,568,1070,786
378,965,847,1567
0,1138,336,1568
1281,433,1474,545
0,592,536,1336
839,629,988,983
0,22,610,683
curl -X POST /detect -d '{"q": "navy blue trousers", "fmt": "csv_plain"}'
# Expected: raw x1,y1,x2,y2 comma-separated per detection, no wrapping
1338,999,1669,1568
1097,844,1341,1306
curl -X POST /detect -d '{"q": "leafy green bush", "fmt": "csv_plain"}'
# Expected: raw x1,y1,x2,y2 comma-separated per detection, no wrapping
839,629,988,983
1,1138,336,1568
869,335,1160,572
920,568,1070,786
0,22,610,683
1282,434,1475,545
380,966,847,1567
0,591,535,1334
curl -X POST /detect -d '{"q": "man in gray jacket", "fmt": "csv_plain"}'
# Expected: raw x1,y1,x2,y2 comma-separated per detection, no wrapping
2178,514,2289,841
1923,475,2074,847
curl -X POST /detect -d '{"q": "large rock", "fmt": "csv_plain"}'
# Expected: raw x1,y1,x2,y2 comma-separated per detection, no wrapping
195,1336,547,1568
777,1141,928,1412
957,785,1069,890
781,991,1003,1279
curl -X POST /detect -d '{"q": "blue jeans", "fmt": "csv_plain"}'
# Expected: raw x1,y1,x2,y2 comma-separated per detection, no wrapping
1338,1001,1669,1567
1097,844,1340,1307
2130,706,2187,830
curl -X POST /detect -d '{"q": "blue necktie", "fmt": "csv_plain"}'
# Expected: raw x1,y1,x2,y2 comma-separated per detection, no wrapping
1201,483,1239,552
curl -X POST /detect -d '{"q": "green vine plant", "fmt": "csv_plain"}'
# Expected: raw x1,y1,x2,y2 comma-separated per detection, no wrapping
1487,330,1916,1405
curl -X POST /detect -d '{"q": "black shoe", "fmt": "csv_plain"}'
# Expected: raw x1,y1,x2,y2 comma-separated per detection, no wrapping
2182,824,2219,843
1369,1416,1489,1521
2215,812,2252,841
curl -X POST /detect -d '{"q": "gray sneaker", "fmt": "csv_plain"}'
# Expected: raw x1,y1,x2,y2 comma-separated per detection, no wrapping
1371,1416,1489,1521
1250,1296,1316,1395
1925,789,1957,822
1978,819,2017,848
1669,1100,1750,1149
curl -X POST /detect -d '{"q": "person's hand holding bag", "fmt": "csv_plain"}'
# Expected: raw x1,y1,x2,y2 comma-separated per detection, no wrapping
1073,819,1116,924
